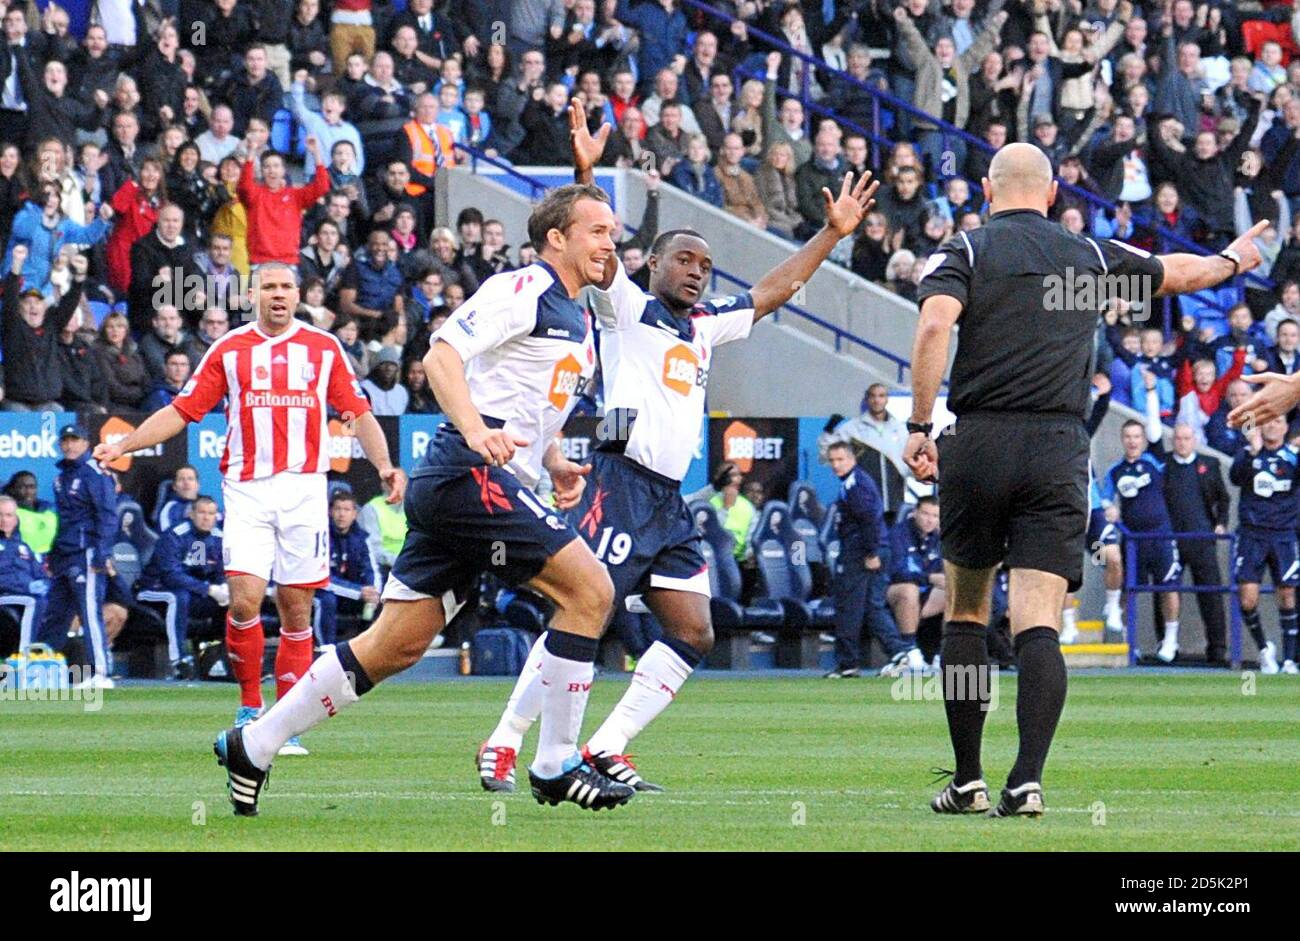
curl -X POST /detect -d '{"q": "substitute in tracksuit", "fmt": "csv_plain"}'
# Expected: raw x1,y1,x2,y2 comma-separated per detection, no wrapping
826,440,915,677
35,423,118,683
0,493,48,650
1098,374,1182,662
136,496,228,678
1230,415,1300,674
886,496,945,654
314,491,380,646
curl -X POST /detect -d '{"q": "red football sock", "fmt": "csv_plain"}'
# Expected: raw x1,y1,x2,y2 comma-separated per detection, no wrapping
275,627,315,702
226,614,265,709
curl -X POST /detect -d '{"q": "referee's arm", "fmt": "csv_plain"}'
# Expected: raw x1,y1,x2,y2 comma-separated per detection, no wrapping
905,294,963,481
1152,221,1268,296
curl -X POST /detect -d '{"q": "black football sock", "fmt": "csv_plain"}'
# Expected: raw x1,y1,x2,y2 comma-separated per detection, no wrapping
1007,626,1067,790
1280,608,1298,663
1243,608,1266,651
940,620,990,787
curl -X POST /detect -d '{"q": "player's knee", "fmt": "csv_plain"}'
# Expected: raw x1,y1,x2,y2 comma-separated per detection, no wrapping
576,569,615,625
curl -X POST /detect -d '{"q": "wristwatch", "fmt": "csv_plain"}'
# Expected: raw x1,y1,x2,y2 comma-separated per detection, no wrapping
906,421,933,437
1218,249,1241,274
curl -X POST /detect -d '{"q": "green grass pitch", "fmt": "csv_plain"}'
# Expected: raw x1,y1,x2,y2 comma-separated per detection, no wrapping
3,673,1297,851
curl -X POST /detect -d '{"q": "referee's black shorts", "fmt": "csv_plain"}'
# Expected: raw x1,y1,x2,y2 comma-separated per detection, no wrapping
936,411,1090,592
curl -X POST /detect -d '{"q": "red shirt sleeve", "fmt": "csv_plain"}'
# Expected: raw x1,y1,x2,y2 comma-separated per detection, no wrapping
172,342,229,422
297,164,332,210
110,179,136,214
237,159,258,208
326,339,372,419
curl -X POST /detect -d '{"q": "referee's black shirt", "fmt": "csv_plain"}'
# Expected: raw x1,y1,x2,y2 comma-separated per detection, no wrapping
916,209,1166,421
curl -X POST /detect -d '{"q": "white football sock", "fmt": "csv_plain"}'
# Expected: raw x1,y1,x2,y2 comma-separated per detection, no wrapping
1105,589,1121,613
1163,620,1180,641
1061,605,1078,631
242,649,359,769
486,632,547,751
586,641,693,757
530,645,594,779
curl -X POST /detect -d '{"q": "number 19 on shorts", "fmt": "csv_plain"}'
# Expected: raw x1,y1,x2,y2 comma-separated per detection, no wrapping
593,527,631,565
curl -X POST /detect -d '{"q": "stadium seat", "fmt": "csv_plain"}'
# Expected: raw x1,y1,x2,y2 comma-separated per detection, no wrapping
109,541,170,678
690,501,781,668
271,108,294,153
87,300,112,328
752,501,836,667
117,500,159,567
787,480,825,526
151,481,175,530
327,479,354,503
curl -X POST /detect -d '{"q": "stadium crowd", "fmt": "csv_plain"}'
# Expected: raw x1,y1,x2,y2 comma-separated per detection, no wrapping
3,0,1300,677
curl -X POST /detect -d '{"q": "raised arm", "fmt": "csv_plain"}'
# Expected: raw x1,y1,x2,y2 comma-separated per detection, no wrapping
749,172,878,319
93,405,189,464
1155,221,1268,296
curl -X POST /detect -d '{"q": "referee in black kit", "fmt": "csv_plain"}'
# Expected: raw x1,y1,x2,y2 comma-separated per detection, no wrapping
902,143,1268,817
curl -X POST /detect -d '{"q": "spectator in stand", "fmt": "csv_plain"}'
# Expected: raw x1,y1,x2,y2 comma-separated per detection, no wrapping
296,276,336,329
403,357,438,414
4,470,57,558
331,313,369,376
1211,304,1270,378
196,104,239,166
885,248,918,301
142,348,194,411
1088,110,1152,205
640,67,699,135
824,439,913,678
360,346,407,415
731,78,764,165
0,493,48,652
3,182,109,296
210,156,249,276
288,77,364,179
1231,415,1300,675
193,234,241,313
338,229,404,338
428,225,477,293
139,303,190,381
706,461,757,563
224,45,282,136
314,490,380,646
1150,107,1257,245
1175,348,1246,445
95,311,148,409
128,203,198,334
755,139,800,239
644,99,690,176
185,306,232,366
164,144,219,245
105,157,165,300
885,496,945,668
395,92,456,230
617,0,687,96
892,3,1005,175
1164,422,1230,666
1205,378,1249,456
875,164,926,251
1122,328,1177,422
57,305,107,414
716,132,766,228
14,51,105,150
1263,281,1300,343
136,494,228,680
696,72,736,155
794,127,848,240
237,134,330,266
667,134,722,207
157,464,201,532
761,53,810,167
388,0,459,73
1264,318,1300,388
517,80,574,166
299,219,349,299
391,24,438,95
851,212,891,283
1,245,80,411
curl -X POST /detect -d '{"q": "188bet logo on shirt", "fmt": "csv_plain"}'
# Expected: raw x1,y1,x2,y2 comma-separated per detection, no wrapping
662,344,708,396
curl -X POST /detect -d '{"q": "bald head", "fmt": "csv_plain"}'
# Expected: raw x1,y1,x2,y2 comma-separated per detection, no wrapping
985,143,1055,211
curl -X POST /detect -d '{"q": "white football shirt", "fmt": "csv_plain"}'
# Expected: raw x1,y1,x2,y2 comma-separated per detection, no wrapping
591,261,754,481
434,261,597,487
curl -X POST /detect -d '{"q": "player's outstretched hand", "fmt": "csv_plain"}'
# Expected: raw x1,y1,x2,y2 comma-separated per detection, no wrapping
1229,372,1300,429
467,427,530,468
1225,220,1269,274
379,465,407,505
549,459,590,510
902,431,938,482
93,441,124,465
569,97,610,174
823,171,879,238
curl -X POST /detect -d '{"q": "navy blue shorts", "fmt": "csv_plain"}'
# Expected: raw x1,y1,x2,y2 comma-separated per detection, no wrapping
385,426,579,608
1234,529,1300,586
1132,536,1182,586
568,451,708,602
1085,508,1119,562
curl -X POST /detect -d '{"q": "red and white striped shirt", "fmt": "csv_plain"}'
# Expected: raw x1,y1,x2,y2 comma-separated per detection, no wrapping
172,320,372,481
